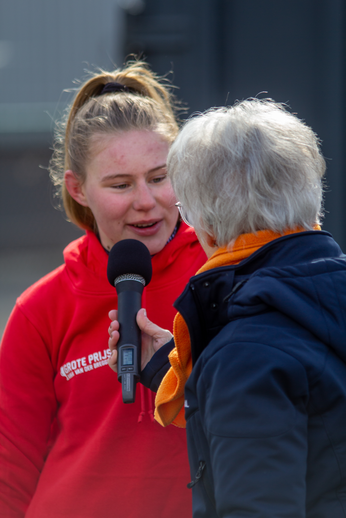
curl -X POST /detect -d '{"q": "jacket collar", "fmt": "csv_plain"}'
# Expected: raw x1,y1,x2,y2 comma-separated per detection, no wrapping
174,230,333,365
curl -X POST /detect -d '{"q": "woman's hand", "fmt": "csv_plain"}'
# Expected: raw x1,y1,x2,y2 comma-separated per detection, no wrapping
108,308,173,373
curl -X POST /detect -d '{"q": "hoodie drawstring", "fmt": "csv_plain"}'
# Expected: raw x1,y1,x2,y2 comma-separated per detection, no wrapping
137,287,155,423
138,384,155,423
147,387,155,422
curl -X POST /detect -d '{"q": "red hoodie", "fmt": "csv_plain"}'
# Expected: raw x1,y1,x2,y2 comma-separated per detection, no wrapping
0,225,206,518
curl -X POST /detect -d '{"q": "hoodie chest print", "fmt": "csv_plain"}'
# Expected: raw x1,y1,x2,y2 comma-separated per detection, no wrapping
60,349,112,380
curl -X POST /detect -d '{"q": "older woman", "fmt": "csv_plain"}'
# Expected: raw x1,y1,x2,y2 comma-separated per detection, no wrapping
109,98,346,518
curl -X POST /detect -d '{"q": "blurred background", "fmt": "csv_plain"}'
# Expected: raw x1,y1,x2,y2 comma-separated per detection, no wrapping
0,0,345,337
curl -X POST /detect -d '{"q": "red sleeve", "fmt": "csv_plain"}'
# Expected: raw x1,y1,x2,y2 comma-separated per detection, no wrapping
0,304,57,517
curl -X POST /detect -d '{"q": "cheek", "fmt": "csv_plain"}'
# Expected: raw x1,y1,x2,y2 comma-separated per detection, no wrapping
159,184,177,210
102,199,130,222
86,191,129,222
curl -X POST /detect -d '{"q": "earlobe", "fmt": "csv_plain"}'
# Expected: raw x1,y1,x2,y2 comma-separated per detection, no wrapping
195,228,219,258
64,170,88,207
205,232,217,248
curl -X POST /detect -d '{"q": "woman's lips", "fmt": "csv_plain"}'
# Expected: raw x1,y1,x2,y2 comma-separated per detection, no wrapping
128,220,162,236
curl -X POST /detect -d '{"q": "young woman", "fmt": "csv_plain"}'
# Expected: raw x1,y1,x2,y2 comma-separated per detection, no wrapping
0,61,206,517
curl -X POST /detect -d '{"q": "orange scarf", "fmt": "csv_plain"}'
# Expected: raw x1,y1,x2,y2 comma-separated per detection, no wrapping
154,227,320,428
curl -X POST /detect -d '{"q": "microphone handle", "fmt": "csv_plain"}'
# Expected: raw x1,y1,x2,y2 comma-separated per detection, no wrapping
116,280,143,403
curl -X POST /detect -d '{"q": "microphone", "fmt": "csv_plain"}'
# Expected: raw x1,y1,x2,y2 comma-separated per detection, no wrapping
107,239,152,403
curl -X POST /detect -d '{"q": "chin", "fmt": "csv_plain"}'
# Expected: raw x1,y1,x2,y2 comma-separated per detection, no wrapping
143,239,167,256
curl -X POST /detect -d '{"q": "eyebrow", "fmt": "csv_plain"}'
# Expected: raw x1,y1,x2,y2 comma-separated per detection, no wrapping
102,164,167,182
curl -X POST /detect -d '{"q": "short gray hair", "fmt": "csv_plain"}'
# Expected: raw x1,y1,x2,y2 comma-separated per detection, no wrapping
167,98,326,247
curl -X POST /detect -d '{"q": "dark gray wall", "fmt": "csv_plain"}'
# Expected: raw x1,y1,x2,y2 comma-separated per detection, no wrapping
0,145,83,249
123,0,346,249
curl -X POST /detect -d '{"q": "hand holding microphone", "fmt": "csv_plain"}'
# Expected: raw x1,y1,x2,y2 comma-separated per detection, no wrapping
108,308,173,372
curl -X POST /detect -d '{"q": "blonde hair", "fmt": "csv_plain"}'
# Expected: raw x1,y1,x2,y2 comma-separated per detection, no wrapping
168,98,326,246
49,60,180,231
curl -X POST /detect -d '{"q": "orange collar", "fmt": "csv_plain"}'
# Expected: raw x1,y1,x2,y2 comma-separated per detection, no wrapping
154,227,320,428
199,227,316,272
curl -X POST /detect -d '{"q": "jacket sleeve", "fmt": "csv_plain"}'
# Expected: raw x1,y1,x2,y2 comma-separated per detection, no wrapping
0,304,57,517
140,338,175,392
193,342,309,518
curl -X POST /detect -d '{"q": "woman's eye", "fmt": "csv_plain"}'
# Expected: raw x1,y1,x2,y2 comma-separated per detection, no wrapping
112,183,129,190
151,175,167,184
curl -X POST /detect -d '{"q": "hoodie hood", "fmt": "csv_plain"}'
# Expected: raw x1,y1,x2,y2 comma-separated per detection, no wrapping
231,231,346,362
63,231,110,295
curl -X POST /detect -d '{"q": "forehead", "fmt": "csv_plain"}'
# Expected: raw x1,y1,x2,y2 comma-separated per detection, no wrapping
89,130,169,167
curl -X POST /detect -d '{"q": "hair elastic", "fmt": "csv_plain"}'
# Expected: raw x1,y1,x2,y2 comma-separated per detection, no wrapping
98,82,133,96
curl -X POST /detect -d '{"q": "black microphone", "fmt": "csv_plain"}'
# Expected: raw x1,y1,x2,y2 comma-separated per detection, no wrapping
107,239,152,403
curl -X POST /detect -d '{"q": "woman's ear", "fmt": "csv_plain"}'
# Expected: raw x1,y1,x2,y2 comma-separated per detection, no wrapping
195,228,218,258
64,170,89,207
205,232,217,248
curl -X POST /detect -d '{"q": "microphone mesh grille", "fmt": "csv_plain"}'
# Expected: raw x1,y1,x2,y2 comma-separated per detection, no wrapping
114,273,146,286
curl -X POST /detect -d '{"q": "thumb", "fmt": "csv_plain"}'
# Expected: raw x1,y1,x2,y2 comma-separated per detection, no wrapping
136,309,173,344
136,308,159,337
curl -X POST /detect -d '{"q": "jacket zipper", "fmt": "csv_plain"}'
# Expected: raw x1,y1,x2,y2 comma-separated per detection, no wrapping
187,460,206,488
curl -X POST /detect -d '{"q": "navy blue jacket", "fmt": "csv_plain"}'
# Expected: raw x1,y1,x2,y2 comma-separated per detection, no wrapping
172,231,346,518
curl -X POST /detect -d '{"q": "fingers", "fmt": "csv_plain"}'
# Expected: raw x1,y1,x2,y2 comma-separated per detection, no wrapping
108,309,118,321
108,348,118,373
108,329,119,351
108,320,119,338
108,309,119,373
108,309,119,351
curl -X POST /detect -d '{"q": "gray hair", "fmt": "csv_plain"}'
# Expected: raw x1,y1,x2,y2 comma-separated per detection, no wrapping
167,98,326,247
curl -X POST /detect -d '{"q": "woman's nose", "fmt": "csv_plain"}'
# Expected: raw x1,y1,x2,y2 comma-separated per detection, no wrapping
132,182,156,211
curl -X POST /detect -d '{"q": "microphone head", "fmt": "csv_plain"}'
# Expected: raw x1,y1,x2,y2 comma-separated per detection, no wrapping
107,239,152,287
